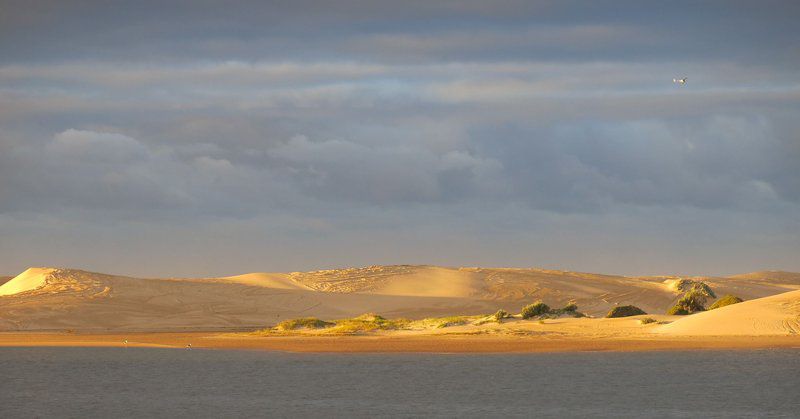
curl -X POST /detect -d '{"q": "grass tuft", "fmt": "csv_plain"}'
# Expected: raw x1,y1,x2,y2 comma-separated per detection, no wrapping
275,317,334,331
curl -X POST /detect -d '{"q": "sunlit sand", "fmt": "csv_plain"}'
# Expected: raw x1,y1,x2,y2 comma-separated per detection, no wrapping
1,266,798,352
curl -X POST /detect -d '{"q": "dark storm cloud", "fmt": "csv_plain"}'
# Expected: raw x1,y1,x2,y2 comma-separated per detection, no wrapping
0,0,798,276
2,1,798,64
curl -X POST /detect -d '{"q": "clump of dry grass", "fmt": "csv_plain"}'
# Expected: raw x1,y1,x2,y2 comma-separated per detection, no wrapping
275,317,334,331
327,313,410,334
414,315,480,329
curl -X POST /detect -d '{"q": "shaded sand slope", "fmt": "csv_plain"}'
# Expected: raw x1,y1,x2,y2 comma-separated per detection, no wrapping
1,265,799,331
0,276,13,287
657,289,800,336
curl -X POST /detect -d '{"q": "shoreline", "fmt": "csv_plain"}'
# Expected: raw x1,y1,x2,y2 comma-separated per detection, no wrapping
1,332,798,353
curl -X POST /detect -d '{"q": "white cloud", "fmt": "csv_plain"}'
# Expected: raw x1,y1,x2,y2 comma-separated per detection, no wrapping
48,129,148,162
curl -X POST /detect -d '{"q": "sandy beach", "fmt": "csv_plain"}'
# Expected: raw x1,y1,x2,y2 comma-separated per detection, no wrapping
1,331,798,353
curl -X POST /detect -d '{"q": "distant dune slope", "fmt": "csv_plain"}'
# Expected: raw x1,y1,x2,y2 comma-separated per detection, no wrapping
0,276,14,287
0,268,56,296
1,266,799,331
657,289,800,336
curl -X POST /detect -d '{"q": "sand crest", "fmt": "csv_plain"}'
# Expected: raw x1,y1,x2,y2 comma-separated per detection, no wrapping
0,268,56,296
656,289,800,336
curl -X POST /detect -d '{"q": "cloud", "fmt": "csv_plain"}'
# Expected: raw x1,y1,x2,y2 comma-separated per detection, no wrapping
0,1,798,275
47,129,149,163
266,135,504,204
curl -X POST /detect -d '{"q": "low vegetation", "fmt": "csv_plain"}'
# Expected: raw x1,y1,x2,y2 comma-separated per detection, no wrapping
639,317,657,325
276,317,334,331
606,305,646,318
521,301,551,319
667,282,716,315
424,316,476,328
708,295,744,310
550,302,585,317
688,282,716,299
330,313,410,333
520,301,585,319
561,303,578,313
493,309,511,322
269,314,410,334
268,302,589,336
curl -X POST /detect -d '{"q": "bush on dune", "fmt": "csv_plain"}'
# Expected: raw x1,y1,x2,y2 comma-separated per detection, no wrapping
666,305,689,315
493,309,511,322
708,295,744,310
667,289,711,315
688,282,716,299
606,305,647,318
520,301,551,319
520,301,586,319
561,302,578,313
666,281,717,315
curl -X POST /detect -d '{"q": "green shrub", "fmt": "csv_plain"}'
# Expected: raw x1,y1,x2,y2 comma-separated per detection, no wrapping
276,317,334,331
561,302,578,312
606,305,647,318
666,306,689,315
493,309,510,322
709,295,744,310
546,302,585,318
639,317,657,325
688,282,716,299
521,301,551,319
667,289,710,315
671,278,696,292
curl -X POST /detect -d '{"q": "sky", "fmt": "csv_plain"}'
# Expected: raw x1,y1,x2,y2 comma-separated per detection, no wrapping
1,1,799,277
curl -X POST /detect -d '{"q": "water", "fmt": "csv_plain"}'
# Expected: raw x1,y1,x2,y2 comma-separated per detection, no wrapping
1,348,798,418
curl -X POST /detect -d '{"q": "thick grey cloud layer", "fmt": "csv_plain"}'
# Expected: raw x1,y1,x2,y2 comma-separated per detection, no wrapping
0,1,798,276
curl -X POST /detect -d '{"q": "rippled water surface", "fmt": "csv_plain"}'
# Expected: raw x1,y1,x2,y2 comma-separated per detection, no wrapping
1,347,799,418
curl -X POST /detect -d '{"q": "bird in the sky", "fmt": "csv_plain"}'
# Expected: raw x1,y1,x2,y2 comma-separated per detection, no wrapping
673,78,687,85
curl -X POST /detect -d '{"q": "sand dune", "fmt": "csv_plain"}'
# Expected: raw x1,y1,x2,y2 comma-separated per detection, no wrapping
657,289,800,336
215,272,312,290
1,265,799,332
0,268,55,296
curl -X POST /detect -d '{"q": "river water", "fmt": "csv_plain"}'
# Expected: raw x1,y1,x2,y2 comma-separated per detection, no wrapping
1,347,798,418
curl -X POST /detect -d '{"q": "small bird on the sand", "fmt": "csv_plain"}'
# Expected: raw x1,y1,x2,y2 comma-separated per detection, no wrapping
186,343,192,350
673,77,687,85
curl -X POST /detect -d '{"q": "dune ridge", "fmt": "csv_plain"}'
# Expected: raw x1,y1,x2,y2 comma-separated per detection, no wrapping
1,265,799,334
656,289,800,336
0,268,56,296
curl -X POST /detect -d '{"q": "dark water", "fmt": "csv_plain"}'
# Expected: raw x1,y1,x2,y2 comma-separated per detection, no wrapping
1,348,799,418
